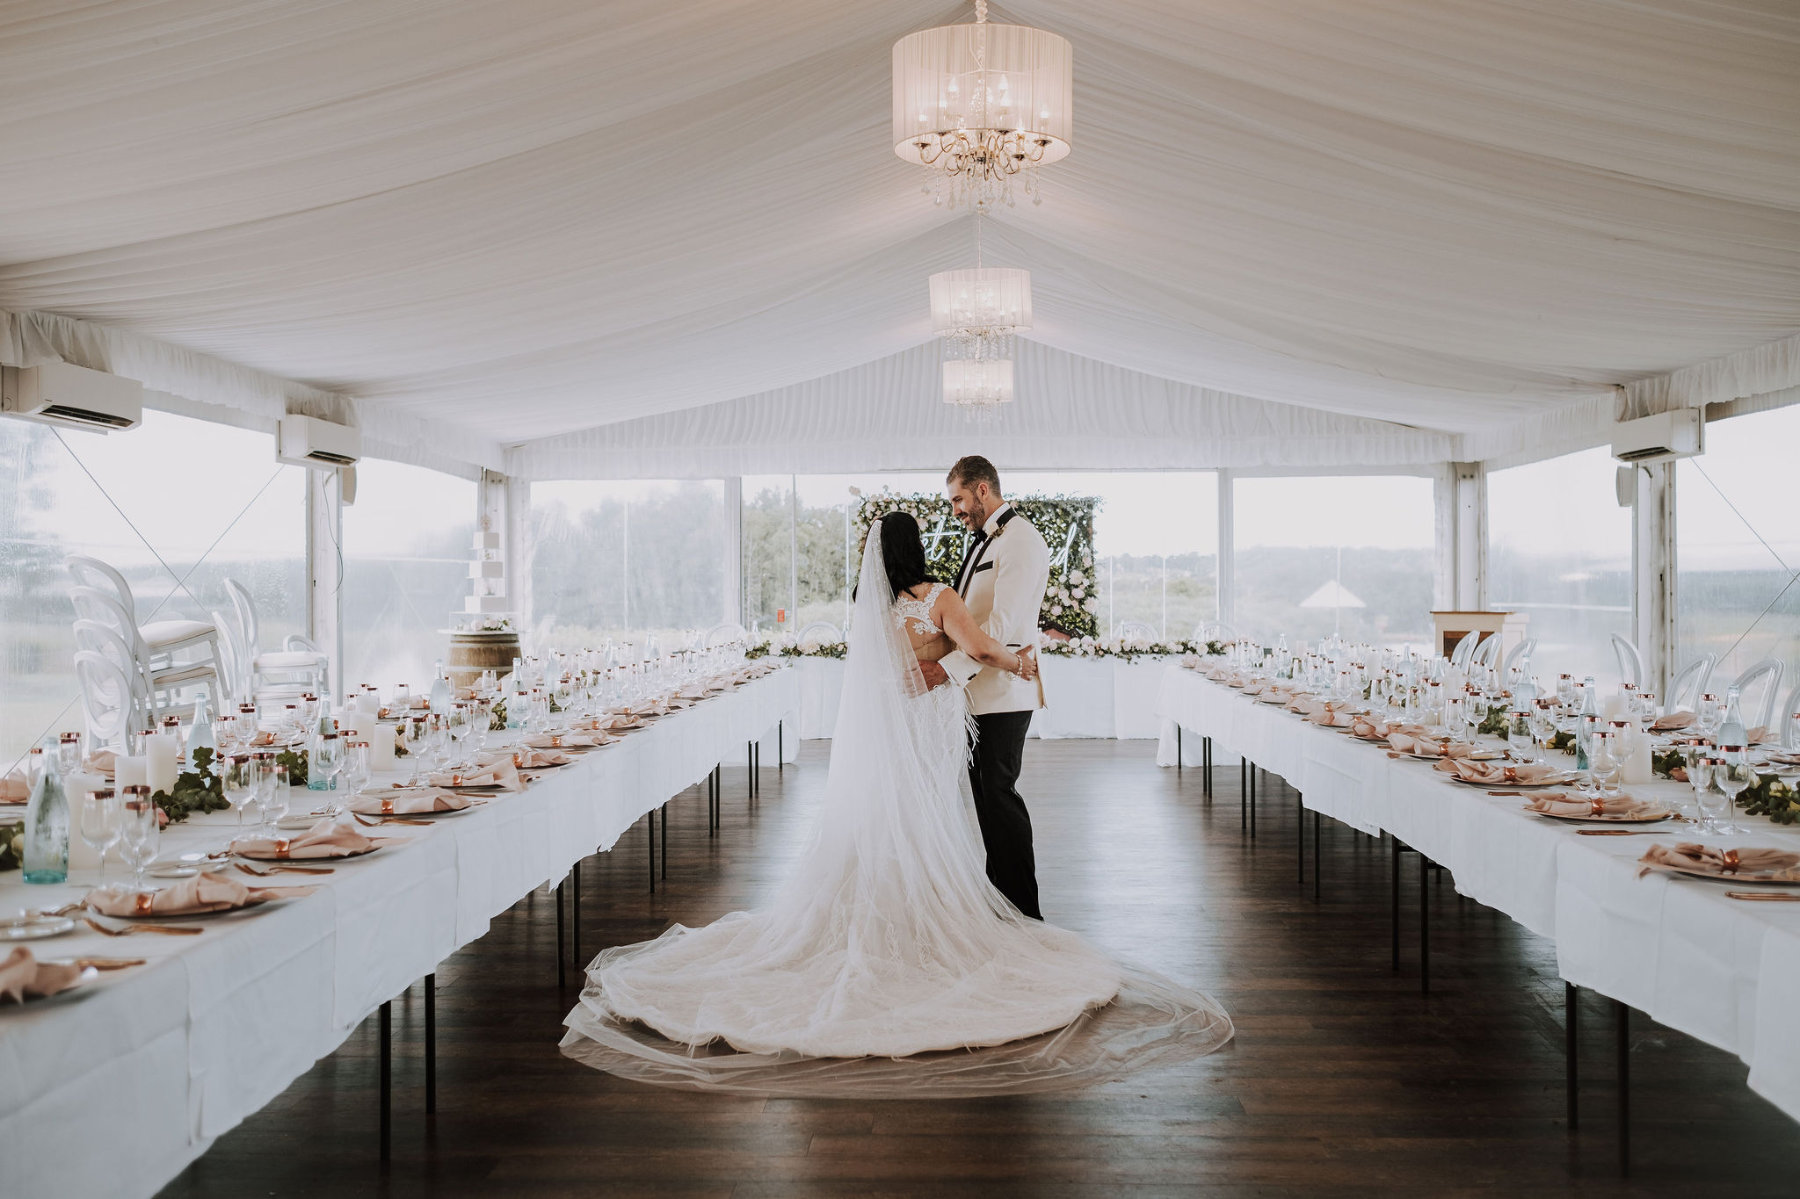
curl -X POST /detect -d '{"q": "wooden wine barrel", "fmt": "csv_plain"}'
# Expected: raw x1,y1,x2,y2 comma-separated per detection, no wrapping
447,630,520,689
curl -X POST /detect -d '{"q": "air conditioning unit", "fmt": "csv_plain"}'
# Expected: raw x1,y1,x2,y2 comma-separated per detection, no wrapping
277,413,362,468
1610,407,1703,464
0,362,143,432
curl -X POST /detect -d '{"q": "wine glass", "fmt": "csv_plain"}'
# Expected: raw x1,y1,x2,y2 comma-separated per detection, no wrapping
1715,746,1753,834
314,732,344,813
1530,699,1558,766
1690,757,1726,834
118,786,159,893
222,753,257,835
58,731,83,775
264,759,291,830
341,741,371,808
78,787,120,882
444,704,470,769
1589,732,1623,800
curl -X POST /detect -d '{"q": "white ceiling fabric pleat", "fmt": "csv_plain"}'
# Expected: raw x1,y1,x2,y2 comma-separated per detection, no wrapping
0,0,1795,475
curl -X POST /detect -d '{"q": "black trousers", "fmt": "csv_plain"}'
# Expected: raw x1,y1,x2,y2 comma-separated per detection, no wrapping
968,709,1040,919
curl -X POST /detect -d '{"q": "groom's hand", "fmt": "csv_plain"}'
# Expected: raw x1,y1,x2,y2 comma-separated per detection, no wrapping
918,660,950,690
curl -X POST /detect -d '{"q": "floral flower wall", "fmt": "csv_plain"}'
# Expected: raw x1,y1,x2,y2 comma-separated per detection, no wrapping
853,491,1100,640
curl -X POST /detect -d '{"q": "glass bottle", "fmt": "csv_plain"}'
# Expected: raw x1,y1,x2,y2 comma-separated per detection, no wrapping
188,693,217,779
23,736,70,884
1718,686,1748,749
1576,681,1601,771
307,702,337,791
429,659,452,713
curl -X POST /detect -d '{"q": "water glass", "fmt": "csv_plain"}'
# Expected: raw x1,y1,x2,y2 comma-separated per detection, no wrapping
58,731,83,775
1589,732,1623,799
118,786,159,892
223,753,257,831
78,787,121,881
264,760,290,830
341,741,371,804
1715,748,1753,834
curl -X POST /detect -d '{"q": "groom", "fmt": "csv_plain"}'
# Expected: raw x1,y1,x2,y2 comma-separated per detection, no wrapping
920,456,1050,919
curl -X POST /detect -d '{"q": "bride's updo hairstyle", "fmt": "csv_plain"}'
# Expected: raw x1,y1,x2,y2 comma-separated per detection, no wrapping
879,512,933,596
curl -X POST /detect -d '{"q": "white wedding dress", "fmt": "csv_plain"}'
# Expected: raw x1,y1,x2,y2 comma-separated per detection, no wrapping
560,521,1231,1096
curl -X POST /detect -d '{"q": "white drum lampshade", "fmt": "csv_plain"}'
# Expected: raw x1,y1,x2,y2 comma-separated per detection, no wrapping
928,268,1033,338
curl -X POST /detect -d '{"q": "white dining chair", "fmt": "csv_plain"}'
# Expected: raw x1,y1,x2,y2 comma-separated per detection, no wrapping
798,621,843,644
1727,658,1785,733
1472,634,1504,668
71,618,151,737
1449,631,1479,669
1667,653,1716,712
1610,634,1645,689
224,578,329,701
67,555,224,680
72,649,139,751
70,585,219,715
1777,681,1800,750
1115,621,1159,644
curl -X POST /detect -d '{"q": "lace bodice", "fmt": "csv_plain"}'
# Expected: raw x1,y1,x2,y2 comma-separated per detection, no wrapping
894,582,949,637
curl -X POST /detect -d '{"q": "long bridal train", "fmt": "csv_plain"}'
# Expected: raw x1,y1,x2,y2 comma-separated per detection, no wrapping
560,520,1231,1096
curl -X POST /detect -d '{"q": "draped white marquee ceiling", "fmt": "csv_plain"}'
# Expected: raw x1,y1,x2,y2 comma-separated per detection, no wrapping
1,0,1797,475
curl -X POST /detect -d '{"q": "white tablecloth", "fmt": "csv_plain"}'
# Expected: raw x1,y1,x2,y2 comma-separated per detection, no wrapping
795,656,1175,740
0,667,799,1199
1154,663,1800,1124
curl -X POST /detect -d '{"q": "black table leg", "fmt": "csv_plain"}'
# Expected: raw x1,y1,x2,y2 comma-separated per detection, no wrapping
661,801,668,879
1176,726,1182,774
1617,1000,1630,1175
1313,810,1321,902
379,999,392,1162
1240,760,1247,830
555,878,566,988
778,720,784,772
1204,736,1213,797
572,860,582,971
647,809,656,891
1249,767,1257,838
1391,837,1401,972
1297,789,1305,885
1419,854,1430,994
1566,982,1579,1131
424,973,436,1116
754,741,760,796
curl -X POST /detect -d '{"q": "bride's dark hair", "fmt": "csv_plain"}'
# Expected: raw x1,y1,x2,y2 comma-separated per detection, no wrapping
874,512,934,597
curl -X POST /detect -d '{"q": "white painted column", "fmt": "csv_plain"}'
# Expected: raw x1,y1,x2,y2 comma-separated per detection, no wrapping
1216,469,1235,629
305,466,343,694
1454,461,1486,610
503,474,533,636
1432,464,1456,609
1633,460,1677,697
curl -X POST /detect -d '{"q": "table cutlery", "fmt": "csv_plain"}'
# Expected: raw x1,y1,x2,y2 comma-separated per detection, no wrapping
348,812,431,827
1725,891,1800,902
233,859,334,877
1575,829,1675,836
47,956,145,970
83,915,203,937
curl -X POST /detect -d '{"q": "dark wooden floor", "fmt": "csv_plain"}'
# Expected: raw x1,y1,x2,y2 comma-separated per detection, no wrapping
160,740,1800,1198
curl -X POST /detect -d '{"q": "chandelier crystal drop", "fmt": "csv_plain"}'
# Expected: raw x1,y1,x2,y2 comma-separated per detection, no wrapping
892,0,1073,211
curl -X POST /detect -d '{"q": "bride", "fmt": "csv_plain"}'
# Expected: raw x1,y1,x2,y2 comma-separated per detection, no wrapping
561,514,1232,1095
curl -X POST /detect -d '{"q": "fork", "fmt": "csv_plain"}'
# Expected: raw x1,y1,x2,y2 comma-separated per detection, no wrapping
83,915,203,937
233,858,334,877
348,812,432,827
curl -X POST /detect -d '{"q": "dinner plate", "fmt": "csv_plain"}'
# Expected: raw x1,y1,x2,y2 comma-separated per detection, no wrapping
235,842,382,862
1529,805,1674,824
1649,860,1800,886
149,858,230,879
1445,771,1579,789
0,966,98,1007
0,914,76,941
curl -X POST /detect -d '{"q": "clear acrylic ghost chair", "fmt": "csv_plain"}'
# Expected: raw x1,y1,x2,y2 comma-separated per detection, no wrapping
1667,653,1716,712
797,621,843,645
1501,636,1537,674
67,555,223,675
1727,658,1785,733
1116,621,1159,644
70,586,218,716
224,578,328,701
1611,634,1645,689
1777,681,1800,750
705,623,748,649
1449,631,1479,670
1472,633,1504,668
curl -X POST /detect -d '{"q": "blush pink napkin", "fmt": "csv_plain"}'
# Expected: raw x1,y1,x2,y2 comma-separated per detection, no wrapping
1310,706,1358,728
87,874,314,916
1651,711,1695,732
1433,758,1564,785
1525,792,1663,819
0,947,85,1003
85,749,118,774
506,744,582,765
232,817,379,860
1387,731,1452,757
1638,842,1800,879
427,760,523,792
351,788,471,815
0,771,29,803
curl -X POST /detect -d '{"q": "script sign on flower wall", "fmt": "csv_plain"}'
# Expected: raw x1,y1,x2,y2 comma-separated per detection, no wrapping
854,491,1100,640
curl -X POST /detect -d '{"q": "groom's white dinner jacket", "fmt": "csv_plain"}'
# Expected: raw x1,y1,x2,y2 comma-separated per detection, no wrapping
941,501,1050,716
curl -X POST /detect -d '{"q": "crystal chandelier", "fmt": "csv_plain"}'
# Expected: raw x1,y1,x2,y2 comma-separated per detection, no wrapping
892,0,1073,210
942,358,1014,409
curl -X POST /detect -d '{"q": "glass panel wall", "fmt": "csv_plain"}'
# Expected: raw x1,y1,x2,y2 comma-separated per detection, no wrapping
1232,474,1434,650
1677,406,1800,710
1487,446,1632,688
341,461,476,690
531,479,727,647
1,411,306,769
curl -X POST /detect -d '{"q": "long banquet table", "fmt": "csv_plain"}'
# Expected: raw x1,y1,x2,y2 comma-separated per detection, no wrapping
0,666,800,1199
1155,662,1800,1126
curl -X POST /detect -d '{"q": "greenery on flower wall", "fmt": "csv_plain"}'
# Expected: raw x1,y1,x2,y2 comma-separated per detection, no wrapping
853,492,1100,639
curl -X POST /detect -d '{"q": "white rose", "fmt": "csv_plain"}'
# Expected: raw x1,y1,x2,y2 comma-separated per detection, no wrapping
1070,570,1086,585
1072,587,1085,600
1051,604,1063,615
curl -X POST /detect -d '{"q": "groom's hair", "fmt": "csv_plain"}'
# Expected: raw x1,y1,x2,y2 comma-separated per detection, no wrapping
947,455,1001,496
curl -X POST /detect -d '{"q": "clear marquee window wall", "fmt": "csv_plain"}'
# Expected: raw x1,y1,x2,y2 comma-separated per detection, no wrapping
8,406,1800,767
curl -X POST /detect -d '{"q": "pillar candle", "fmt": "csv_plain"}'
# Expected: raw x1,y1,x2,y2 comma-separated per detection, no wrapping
145,734,179,794
115,755,147,790
369,722,397,772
